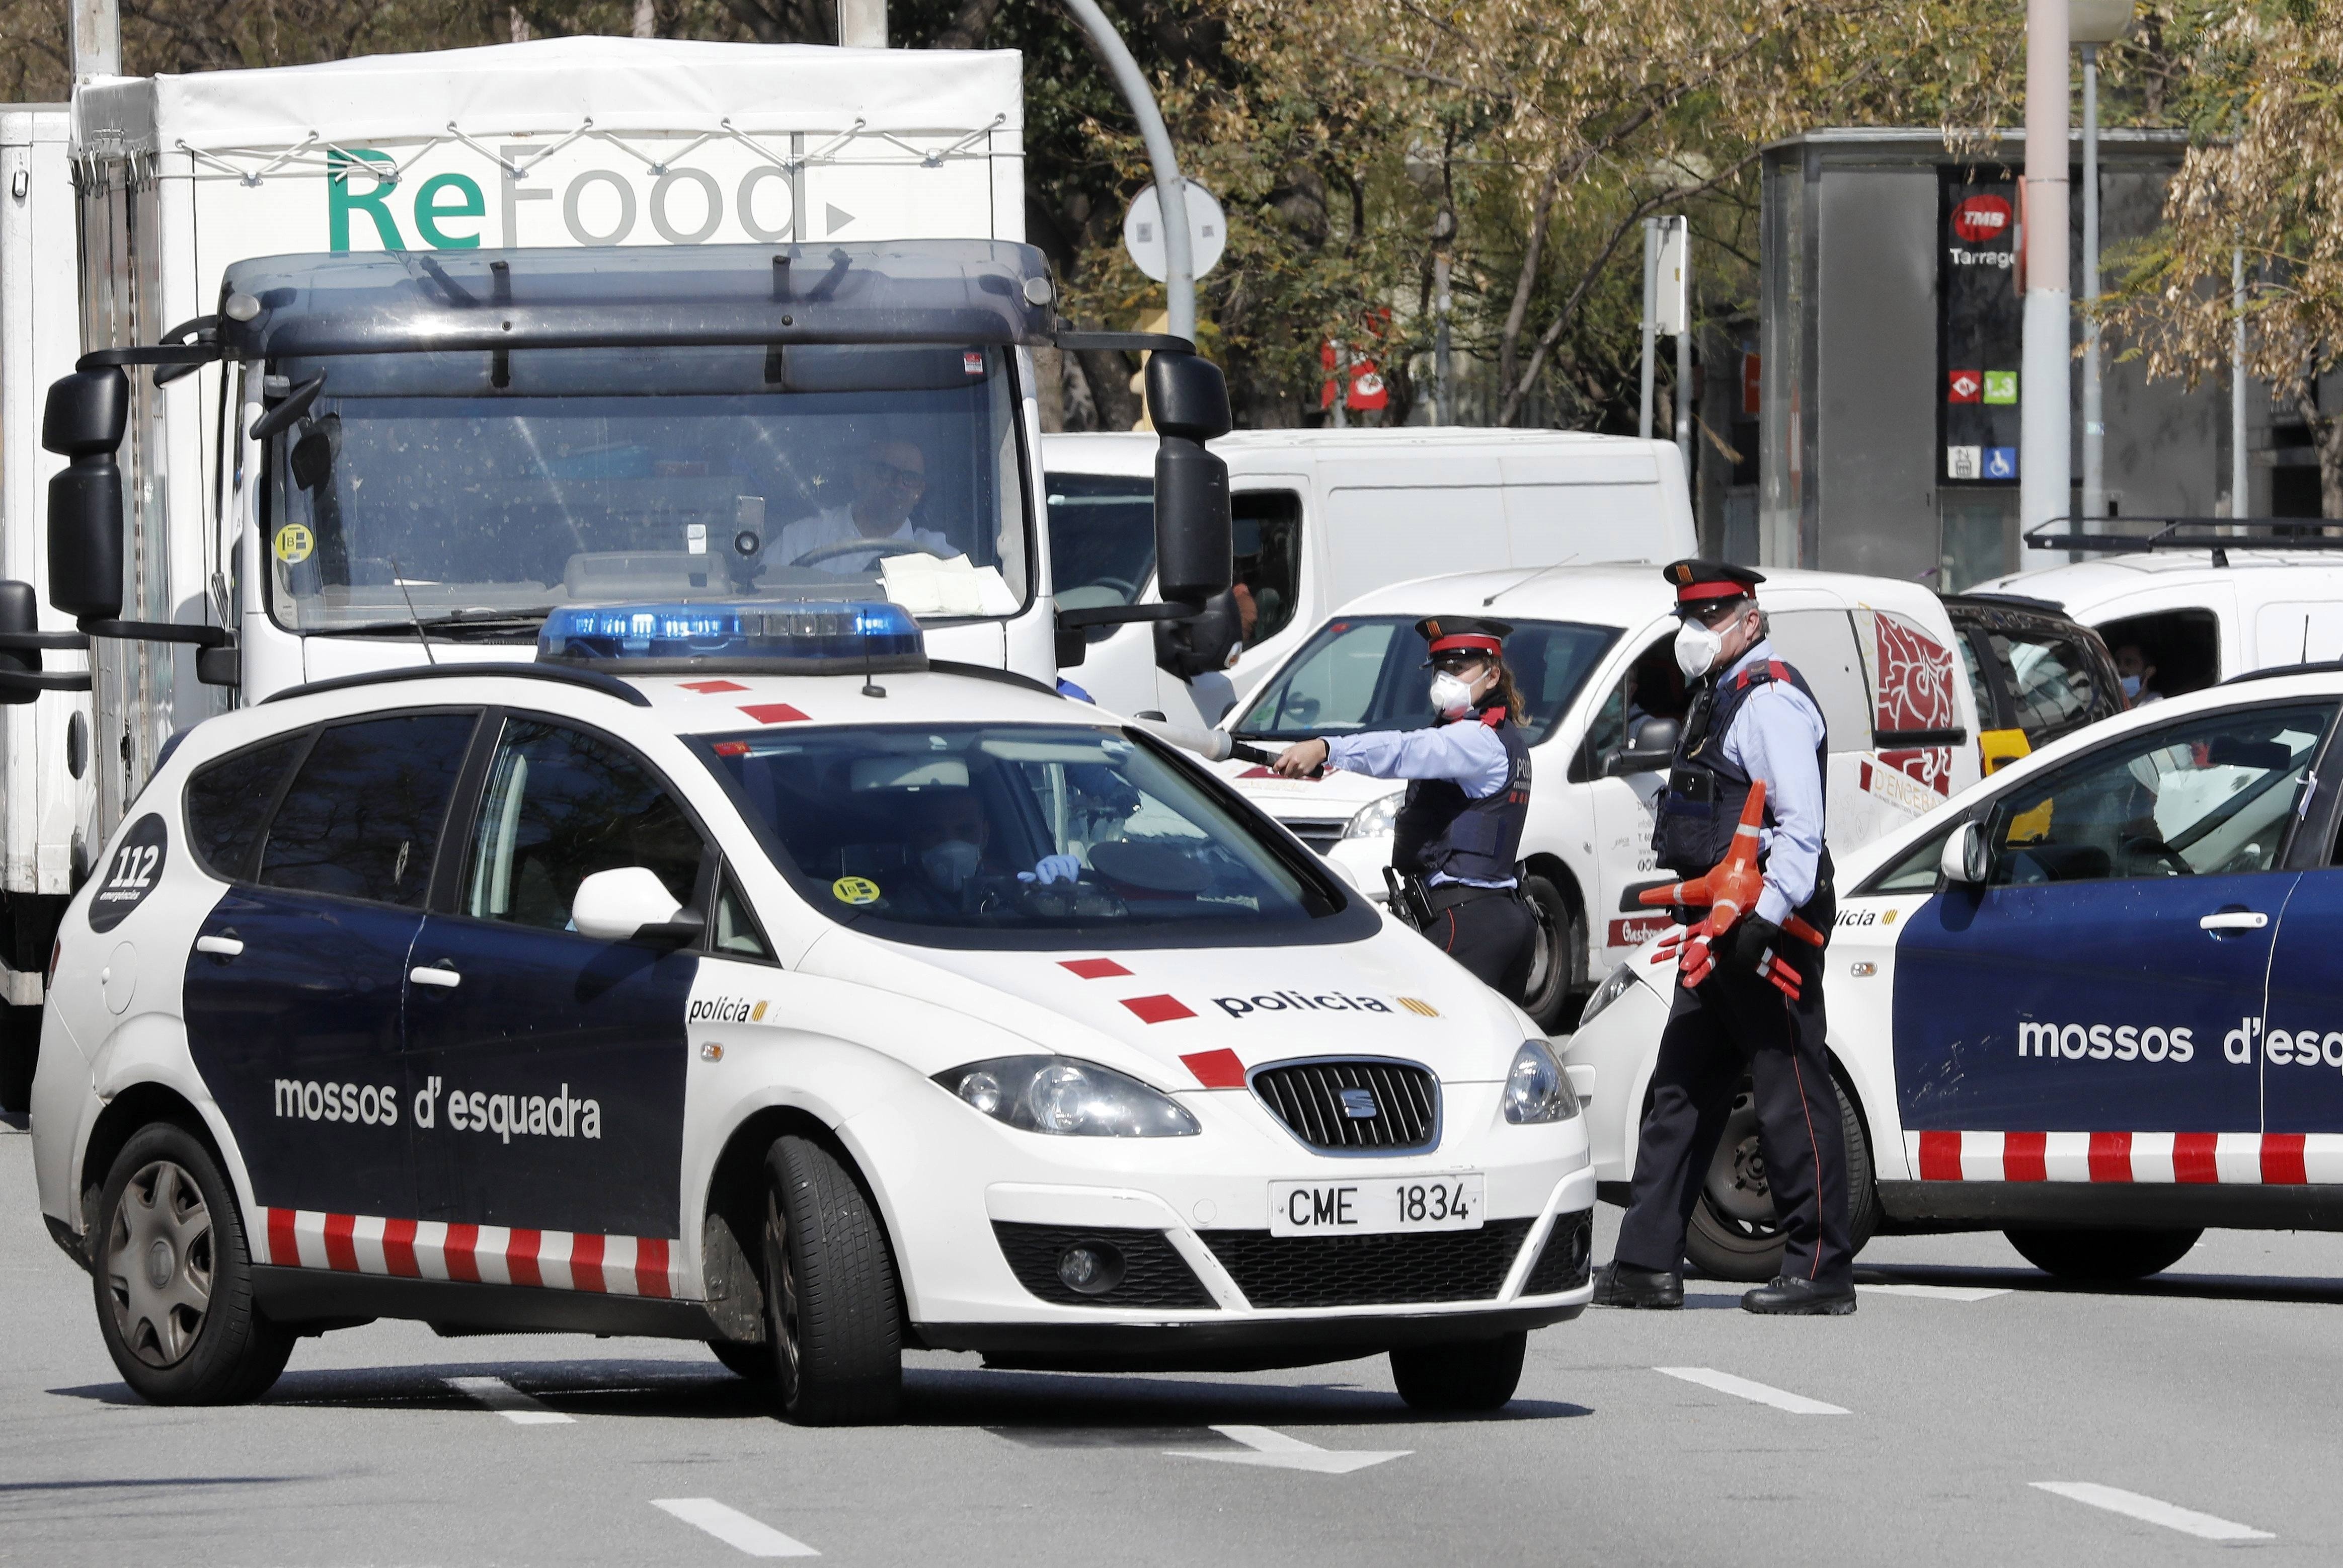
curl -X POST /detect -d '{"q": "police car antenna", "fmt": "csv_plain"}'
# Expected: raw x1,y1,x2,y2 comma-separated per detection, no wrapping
385,559,439,667
1482,554,1578,607
861,635,884,699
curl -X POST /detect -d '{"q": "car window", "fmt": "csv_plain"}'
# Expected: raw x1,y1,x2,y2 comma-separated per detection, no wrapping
462,718,705,932
1233,614,1619,748
1989,629,2103,741
1578,632,1688,778
1766,609,1875,746
1044,474,1154,642
1865,822,1960,894
185,735,305,882
257,714,478,905
713,865,774,960
1233,491,1303,646
1956,632,2001,729
1987,702,2336,886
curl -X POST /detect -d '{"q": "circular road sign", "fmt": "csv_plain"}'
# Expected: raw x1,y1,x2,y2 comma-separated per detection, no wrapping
1122,182,1227,284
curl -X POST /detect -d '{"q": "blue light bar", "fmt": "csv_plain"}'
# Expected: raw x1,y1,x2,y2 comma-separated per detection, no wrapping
537,601,926,674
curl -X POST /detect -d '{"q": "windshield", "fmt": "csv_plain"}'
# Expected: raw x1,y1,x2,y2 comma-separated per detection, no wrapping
1232,615,1619,746
264,344,1029,638
1046,474,1156,615
700,724,1356,948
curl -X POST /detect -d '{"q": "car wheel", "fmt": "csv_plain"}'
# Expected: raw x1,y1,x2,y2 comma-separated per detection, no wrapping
1517,874,1579,1034
1683,1075,1878,1282
708,1339,776,1381
1389,1330,1526,1413
760,1133,902,1425
94,1123,294,1404
2004,1227,2202,1282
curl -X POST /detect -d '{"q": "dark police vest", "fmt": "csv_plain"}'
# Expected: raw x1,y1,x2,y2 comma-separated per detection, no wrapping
1653,657,1835,921
1393,705,1532,884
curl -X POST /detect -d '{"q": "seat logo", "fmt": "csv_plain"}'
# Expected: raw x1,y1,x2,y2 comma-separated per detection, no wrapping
1338,1087,1378,1119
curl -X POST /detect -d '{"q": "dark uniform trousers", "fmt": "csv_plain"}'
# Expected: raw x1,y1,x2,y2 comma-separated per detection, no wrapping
1429,888,1534,1001
1614,938,1852,1289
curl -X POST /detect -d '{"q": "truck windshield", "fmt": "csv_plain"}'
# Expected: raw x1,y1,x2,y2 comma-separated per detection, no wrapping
1232,614,1619,746
264,344,1029,638
700,723,1355,948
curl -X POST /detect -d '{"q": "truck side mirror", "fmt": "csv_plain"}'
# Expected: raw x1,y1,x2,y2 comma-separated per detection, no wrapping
42,368,129,622
1606,714,1679,776
1155,587,1243,680
0,581,42,707
1145,351,1232,604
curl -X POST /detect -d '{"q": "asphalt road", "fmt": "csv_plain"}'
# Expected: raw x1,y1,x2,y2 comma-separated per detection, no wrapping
7,1114,2343,1566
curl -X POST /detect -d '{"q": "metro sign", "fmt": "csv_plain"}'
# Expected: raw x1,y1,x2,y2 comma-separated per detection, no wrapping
1947,369,1982,404
1951,194,2013,246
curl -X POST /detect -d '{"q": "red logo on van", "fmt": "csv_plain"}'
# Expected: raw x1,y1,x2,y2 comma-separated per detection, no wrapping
1951,195,2012,245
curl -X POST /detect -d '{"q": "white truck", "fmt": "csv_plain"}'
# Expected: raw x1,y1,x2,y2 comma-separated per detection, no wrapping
0,38,1237,1104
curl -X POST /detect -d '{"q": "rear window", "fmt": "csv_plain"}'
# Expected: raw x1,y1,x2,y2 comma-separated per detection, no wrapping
258,713,478,906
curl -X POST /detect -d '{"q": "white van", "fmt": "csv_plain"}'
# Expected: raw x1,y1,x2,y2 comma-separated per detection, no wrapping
1973,534,2343,701
1214,565,1987,1030
1044,430,1696,726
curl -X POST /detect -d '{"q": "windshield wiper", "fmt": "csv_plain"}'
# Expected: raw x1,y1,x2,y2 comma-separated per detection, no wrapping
306,607,554,640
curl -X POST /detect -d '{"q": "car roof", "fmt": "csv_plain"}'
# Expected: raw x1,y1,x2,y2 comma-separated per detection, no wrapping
1971,551,2343,613
1312,563,1948,630
1039,428,1681,478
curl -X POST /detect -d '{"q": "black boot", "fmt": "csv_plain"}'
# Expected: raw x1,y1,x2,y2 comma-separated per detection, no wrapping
1591,1261,1683,1309
1740,1276,1856,1315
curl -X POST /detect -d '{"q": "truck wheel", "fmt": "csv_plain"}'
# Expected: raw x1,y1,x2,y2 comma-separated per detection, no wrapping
1683,1076,1878,1282
94,1124,293,1404
708,1340,776,1381
761,1134,901,1426
2004,1227,2201,1282
1517,874,1579,1034
1389,1330,1526,1412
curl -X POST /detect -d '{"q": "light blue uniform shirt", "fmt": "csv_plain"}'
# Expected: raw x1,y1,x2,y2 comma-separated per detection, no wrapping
1324,721,1517,889
1715,638,1827,925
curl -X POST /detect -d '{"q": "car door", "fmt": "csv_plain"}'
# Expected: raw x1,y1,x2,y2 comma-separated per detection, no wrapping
1893,698,2334,1147
185,710,481,1223
2247,736,2343,1147
1575,622,1685,961
404,713,703,1255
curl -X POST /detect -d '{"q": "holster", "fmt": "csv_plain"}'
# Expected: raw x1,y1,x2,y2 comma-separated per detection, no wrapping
1382,866,1436,930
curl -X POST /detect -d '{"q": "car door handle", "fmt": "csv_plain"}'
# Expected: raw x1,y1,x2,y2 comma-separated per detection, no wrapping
409,964,462,988
2199,911,2270,932
194,934,243,958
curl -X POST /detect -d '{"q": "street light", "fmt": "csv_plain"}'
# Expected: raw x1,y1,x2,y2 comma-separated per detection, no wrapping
2072,0,2132,531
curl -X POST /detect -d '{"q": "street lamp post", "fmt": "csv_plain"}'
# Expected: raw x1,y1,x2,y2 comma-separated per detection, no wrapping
2071,1,2132,530
2018,0,2071,554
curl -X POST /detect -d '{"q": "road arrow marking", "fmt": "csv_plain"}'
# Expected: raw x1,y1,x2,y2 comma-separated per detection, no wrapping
1165,1424,1410,1474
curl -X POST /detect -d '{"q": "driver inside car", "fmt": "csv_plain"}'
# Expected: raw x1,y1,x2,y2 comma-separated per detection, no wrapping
906,786,1081,911
772,438,962,575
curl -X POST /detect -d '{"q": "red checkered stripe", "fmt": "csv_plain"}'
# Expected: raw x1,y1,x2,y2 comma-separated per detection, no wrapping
260,1208,684,1298
1906,1130,2343,1185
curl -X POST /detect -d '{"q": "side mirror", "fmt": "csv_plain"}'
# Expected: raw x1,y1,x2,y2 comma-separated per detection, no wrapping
42,368,129,622
1938,820,1990,886
248,372,325,443
1155,586,1243,680
571,866,705,947
1606,715,1680,776
1145,351,1232,604
0,581,41,706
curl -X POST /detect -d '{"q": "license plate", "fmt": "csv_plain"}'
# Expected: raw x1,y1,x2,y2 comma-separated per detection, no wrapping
1268,1174,1486,1237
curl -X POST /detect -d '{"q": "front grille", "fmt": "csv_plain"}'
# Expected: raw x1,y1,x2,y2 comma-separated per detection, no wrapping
1251,1058,1439,1153
1522,1211,1593,1295
1283,819,1346,857
1202,1219,1536,1309
990,1222,1217,1309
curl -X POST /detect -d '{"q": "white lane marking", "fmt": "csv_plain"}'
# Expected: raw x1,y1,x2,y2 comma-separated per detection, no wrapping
2032,1482,2274,1542
1165,1424,1411,1473
443,1375,575,1425
1654,1366,1848,1415
653,1499,821,1557
1858,1283,2012,1302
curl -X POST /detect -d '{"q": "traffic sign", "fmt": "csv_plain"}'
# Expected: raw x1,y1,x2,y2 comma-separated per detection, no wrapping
1123,182,1226,283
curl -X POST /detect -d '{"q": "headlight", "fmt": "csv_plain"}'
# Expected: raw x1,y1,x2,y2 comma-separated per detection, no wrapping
1343,790,1405,840
1504,1038,1580,1124
1577,961,1644,1029
933,1055,1201,1137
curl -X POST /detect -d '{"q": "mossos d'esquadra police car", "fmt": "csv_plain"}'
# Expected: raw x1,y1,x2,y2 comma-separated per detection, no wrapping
1565,663,2343,1286
30,603,1592,1423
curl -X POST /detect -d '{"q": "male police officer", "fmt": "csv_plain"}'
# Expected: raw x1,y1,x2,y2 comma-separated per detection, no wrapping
1593,563,1855,1315
1274,617,1536,1000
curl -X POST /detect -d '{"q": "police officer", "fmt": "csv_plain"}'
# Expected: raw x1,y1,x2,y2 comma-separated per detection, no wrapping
1593,563,1855,1315
1272,617,1535,1001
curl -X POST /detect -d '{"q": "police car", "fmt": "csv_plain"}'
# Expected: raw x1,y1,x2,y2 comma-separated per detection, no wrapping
1564,663,2343,1283
29,603,1593,1421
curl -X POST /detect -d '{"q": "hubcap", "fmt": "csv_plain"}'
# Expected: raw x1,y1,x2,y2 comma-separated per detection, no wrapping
1703,1090,1784,1235
105,1160,214,1369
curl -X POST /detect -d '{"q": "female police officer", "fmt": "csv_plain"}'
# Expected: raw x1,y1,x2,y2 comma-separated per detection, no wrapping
1272,618,1535,1002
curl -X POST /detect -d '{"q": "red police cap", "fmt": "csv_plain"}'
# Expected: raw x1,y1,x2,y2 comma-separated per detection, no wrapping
1662,559,1765,611
1414,616,1512,663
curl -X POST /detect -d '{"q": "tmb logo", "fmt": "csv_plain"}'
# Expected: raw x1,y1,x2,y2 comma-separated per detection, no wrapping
1951,194,2012,246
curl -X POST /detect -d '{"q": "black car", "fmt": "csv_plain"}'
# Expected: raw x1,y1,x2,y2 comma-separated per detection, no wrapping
1943,593,2127,772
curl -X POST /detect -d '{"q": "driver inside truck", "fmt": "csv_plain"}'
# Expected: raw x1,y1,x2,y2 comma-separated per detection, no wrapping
771,437,961,575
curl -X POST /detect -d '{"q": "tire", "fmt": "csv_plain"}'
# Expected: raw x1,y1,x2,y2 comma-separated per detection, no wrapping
1517,874,1580,1034
760,1133,902,1425
93,1123,294,1404
2004,1227,2202,1282
1390,1330,1527,1413
1683,1074,1878,1283
709,1339,776,1381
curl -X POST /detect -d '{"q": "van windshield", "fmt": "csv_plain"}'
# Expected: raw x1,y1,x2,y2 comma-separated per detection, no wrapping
264,344,1028,639
1232,615,1618,746
700,724,1357,949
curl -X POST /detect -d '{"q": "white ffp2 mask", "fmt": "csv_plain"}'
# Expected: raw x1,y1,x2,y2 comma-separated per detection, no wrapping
1673,618,1724,679
1429,671,1477,716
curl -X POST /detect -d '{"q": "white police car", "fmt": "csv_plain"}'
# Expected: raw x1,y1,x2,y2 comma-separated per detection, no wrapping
1565,664,2343,1284
30,603,1593,1421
